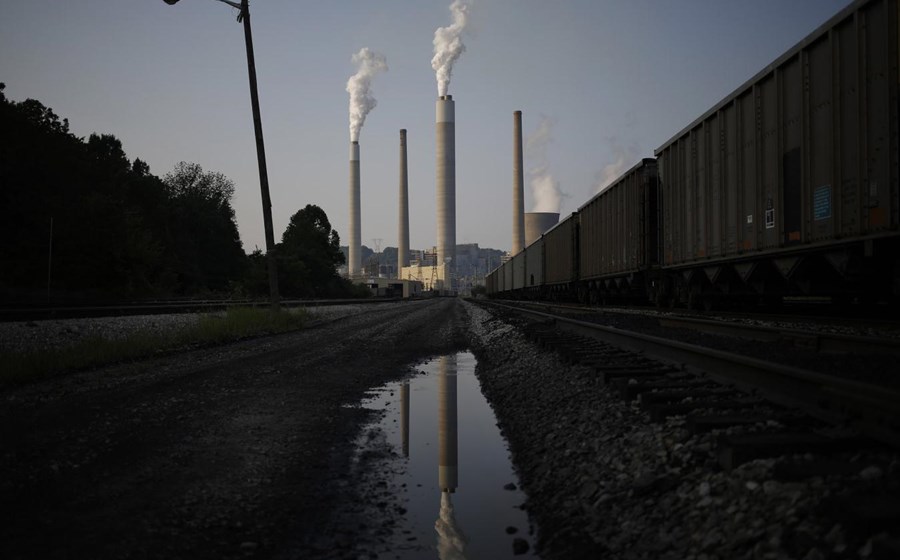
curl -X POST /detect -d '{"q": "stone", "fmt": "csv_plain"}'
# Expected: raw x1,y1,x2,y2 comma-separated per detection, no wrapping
512,538,530,555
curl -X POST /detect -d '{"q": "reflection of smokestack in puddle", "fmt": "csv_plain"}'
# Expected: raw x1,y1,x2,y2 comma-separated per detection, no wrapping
400,380,410,458
438,354,457,492
348,142,361,278
436,96,456,273
398,130,410,272
513,111,525,255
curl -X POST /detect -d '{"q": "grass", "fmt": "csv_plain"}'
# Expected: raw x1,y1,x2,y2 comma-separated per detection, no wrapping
0,307,309,389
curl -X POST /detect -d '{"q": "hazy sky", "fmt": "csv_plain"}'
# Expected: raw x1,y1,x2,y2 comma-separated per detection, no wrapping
1,0,851,254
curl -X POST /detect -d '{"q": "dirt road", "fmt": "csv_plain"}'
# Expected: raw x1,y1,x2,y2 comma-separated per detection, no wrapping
1,298,468,559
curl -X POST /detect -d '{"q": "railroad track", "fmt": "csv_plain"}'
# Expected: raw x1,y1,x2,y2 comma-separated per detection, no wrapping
506,300,900,356
476,300,900,470
0,297,402,322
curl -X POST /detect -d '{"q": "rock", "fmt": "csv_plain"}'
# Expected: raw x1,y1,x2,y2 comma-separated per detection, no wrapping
504,482,517,491
512,538,530,555
860,466,883,481
698,481,710,496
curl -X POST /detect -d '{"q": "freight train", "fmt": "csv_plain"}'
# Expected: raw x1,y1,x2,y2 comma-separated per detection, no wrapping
486,0,900,308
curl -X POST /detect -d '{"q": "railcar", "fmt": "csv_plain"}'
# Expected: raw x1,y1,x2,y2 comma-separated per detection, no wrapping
488,0,898,308
655,0,899,307
524,236,544,297
541,212,579,300
577,158,660,304
511,248,526,293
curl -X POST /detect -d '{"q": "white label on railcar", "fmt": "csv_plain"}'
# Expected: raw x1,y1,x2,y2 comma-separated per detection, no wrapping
746,214,753,224
765,209,775,229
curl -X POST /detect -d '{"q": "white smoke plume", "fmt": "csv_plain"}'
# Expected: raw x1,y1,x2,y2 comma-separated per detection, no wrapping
432,0,472,97
593,140,640,193
526,116,562,213
346,47,388,142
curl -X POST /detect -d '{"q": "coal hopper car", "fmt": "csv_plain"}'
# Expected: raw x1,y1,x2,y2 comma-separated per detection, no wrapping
654,0,900,307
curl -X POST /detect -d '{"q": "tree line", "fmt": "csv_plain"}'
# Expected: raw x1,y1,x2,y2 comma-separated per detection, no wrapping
0,83,360,303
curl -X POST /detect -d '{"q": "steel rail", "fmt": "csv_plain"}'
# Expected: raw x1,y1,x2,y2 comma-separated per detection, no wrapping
508,300,900,356
655,315,900,356
481,300,900,447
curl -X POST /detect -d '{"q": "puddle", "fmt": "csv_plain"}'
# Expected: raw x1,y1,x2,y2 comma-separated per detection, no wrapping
359,352,537,558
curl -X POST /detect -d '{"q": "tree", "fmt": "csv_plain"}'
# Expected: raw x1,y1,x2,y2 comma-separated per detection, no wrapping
278,204,345,297
162,162,246,293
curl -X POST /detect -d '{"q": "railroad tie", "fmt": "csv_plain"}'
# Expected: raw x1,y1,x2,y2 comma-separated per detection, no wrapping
645,398,765,423
716,431,867,472
616,379,717,401
593,367,671,386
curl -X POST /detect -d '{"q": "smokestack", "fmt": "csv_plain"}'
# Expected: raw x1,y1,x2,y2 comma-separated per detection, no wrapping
345,48,385,280
436,96,456,274
525,212,559,246
512,111,525,255
398,129,410,273
349,141,361,278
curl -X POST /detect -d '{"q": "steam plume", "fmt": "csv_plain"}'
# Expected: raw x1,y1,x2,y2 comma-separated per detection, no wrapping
526,116,562,213
346,48,388,142
432,0,472,97
593,140,640,193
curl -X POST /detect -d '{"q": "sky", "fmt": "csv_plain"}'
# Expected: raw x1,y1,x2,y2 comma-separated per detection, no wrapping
1,0,853,255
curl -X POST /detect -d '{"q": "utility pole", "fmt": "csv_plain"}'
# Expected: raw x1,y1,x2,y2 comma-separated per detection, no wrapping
163,0,280,310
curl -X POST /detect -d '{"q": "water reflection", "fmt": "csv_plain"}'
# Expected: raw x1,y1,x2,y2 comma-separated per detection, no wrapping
401,380,410,458
361,352,534,558
438,355,458,493
437,491,467,559
436,355,467,558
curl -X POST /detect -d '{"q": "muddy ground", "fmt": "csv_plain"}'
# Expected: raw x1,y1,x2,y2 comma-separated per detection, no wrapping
1,299,469,559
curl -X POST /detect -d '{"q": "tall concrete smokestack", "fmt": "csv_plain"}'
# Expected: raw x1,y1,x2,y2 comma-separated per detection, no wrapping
398,129,410,274
436,95,456,274
349,141,361,278
512,110,525,255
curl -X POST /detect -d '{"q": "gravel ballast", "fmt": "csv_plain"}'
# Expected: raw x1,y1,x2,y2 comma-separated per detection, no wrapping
464,301,900,560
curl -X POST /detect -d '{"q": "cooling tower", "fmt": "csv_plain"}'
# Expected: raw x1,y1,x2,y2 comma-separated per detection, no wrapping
525,212,559,246
349,141,361,278
512,111,525,255
436,96,456,273
398,129,409,273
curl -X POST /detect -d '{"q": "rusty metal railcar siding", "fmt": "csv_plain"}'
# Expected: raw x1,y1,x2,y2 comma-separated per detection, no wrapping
486,268,497,295
579,159,658,280
525,238,543,288
511,250,526,291
543,214,577,285
656,0,899,267
502,256,513,293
